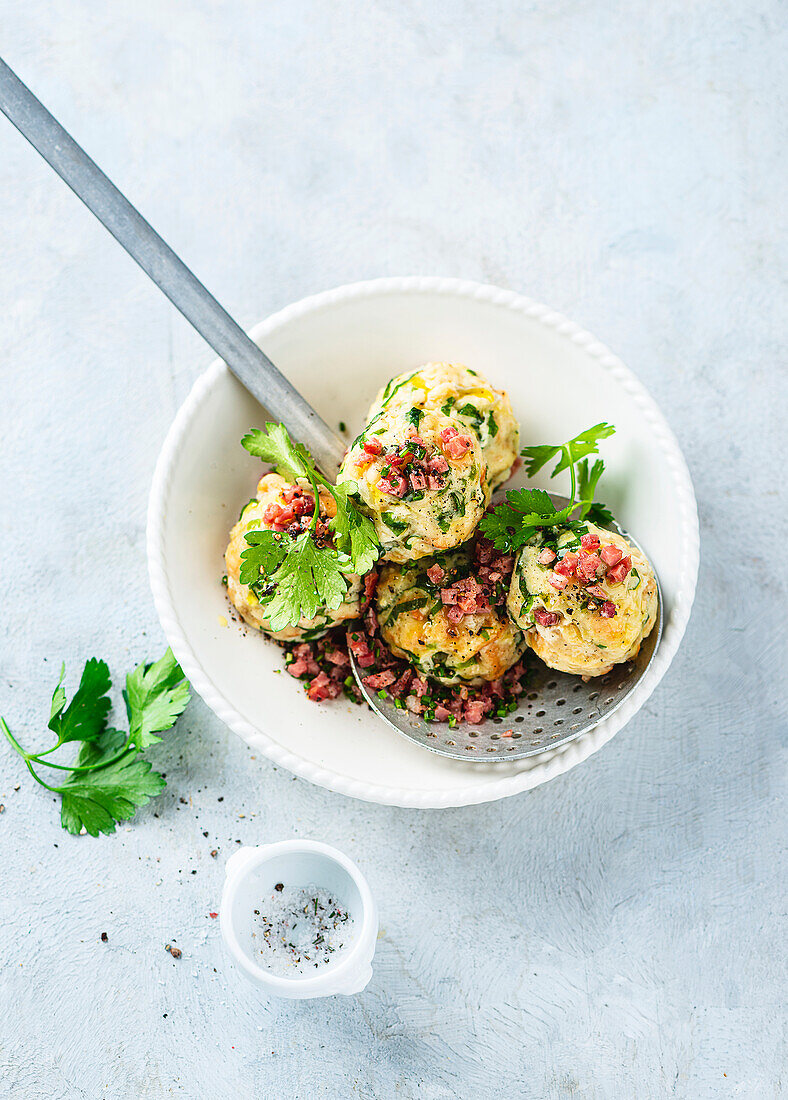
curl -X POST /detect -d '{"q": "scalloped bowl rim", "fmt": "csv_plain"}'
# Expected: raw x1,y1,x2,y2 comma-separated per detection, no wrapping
147,277,699,808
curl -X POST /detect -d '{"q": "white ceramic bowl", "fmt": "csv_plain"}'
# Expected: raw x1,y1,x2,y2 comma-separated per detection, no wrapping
147,277,698,808
220,840,378,998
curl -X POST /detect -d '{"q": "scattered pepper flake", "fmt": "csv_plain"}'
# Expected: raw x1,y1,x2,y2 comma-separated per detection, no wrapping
165,943,182,959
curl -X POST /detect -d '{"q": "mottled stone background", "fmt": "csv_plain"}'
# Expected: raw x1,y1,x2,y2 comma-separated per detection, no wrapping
0,2,785,1097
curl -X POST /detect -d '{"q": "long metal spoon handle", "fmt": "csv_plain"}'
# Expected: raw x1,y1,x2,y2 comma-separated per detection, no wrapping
0,57,345,475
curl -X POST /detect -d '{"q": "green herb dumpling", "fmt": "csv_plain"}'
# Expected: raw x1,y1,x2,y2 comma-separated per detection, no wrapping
375,546,525,685
225,473,362,641
366,362,520,489
507,522,658,677
337,405,490,563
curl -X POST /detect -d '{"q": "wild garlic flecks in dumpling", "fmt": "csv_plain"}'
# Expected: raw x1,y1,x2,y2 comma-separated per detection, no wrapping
338,406,489,563
366,362,519,489
225,473,362,641
507,521,658,677
376,545,525,685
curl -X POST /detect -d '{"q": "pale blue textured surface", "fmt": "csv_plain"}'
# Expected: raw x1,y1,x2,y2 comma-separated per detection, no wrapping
0,3,786,1097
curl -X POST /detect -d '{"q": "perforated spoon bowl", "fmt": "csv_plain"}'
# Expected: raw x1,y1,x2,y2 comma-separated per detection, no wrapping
350,497,662,762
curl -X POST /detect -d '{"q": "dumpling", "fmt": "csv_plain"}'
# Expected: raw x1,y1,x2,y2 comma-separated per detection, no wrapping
366,362,519,489
376,546,525,685
225,472,362,641
507,521,658,677
337,405,489,563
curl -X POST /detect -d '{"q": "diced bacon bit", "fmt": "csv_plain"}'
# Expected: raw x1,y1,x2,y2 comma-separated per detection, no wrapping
600,600,617,618
390,668,414,697
443,435,472,460
411,674,429,697
426,564,445,584
606,559,631,585
464,701,486,724
492,554,513,573
437,424,472,459
600,544,623,567
262,487,315,532
377,473,408,497
307,670,342,701
476,539,494,565
405,695,422,714
433,705,451,721
427,454,449,474
534,607,562,627
580,532,600,551
348,632,375,668
287,643,320,679
280,486,314,517
439,575,488,618
363,669,397,690
549,573,568,590
538,548,556,565
323,646,350,667
362,439,383,455
585,584,607,599
575,552,603,582
361,570,379,611
369,437,448,497
554,551,579,577
364,605,379,635
386,449,411,470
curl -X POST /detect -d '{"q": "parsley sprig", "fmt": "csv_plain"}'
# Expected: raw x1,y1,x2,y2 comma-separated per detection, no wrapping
239,424,380,630
1,649,190,836
479,423,616,553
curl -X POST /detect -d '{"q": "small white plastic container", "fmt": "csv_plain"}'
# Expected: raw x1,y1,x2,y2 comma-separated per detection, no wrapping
220,839,378,998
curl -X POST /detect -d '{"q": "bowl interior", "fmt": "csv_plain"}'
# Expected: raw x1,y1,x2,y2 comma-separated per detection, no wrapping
151,281,695,804
228,852,362,978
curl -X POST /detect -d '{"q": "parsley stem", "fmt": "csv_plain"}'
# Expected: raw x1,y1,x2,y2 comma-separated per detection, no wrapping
22,747,134,772
32,741,64,758
22,756,62,794
1,716,134,774
566,446,577,506
0,716,27,757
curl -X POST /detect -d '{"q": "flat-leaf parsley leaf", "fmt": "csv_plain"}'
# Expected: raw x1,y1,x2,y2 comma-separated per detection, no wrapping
239,423,380,628
1,648,190,836
480,424,616,553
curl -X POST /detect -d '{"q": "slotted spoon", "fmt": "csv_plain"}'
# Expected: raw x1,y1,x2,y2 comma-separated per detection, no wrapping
350,498,662,762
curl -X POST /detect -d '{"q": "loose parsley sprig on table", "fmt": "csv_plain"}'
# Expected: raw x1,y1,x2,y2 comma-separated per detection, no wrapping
1,649,190,836
239,424,380,630
479,423,616,553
